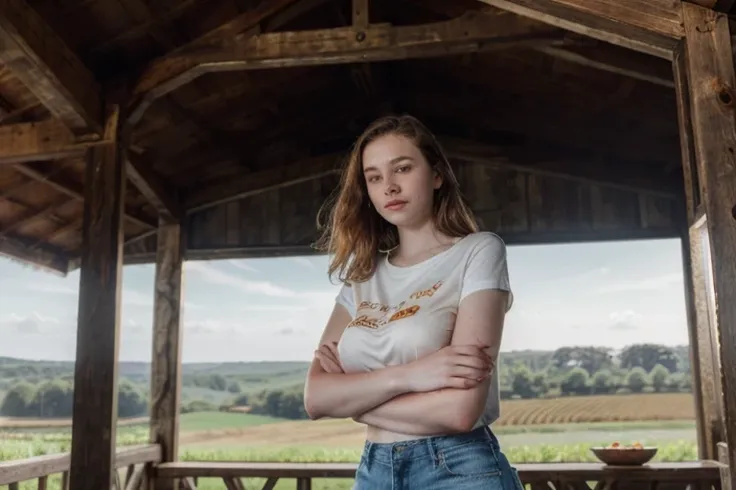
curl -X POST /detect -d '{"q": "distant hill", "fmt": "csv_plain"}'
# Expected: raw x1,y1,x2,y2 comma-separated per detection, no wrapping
0,343,694,421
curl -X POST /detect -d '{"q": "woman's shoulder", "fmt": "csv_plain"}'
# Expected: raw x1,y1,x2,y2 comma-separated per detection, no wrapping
458,231,507,254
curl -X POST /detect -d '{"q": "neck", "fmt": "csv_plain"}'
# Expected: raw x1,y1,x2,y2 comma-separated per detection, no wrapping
395,219,453,259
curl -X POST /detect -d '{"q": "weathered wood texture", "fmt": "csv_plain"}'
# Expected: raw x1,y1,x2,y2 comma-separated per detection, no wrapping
153,460,723,489
69,106,126,490
149,220,184,471
673,38,725,461
124,162,681,262
679,5,736,488
478,0,683,59
0,444,161,488
0,0,102,133
0,0,689,273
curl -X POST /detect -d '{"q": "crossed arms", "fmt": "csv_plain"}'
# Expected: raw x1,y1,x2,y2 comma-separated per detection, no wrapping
302,288,509,436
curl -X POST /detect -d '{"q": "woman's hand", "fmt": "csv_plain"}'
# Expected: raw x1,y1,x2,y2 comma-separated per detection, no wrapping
402,345,493,393
314,341,344,374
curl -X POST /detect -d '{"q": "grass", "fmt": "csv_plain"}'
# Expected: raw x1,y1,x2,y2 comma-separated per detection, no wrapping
0,394,701,490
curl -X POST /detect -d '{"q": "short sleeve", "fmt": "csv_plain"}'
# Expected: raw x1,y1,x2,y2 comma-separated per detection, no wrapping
460,233,513,312
335,283,356,318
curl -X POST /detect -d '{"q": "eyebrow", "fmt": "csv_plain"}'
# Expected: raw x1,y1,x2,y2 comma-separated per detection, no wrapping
363,156,414,173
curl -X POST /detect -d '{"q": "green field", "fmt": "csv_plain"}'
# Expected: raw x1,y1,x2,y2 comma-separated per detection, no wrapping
1,403,700,490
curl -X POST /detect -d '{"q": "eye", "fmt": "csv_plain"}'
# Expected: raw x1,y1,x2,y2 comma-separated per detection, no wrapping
366,175,380,183
396,165,411,173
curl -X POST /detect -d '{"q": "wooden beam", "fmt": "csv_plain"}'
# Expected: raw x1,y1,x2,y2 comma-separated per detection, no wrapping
440,136,680,197
0,119,93,165
129,11,561,124
127,152,181,222
0,0,103,134
534,43,675,88
12,163,157,229
0,196,70,239
679,4,736,487
0,233,69,274
68,105,125,490
184,153,344,212
479,0,683,59
673,37,725,461
149,218,184,488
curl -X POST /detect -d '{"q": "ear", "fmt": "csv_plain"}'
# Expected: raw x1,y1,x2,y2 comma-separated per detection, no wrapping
433,169,443,190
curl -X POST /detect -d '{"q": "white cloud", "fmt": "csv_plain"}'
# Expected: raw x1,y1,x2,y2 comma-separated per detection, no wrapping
185,261,297,297
608,310,644,331
226,259,259,273
290,257,317,270
593,273,682,295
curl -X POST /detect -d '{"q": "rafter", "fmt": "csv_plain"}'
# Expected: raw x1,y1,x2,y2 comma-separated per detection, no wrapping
0,119,101,164
129,10,562,124
12,163,156,230
534,42,675,88
127,152,181,222
0,0,103,134
184,152,344,212
479,0,683,59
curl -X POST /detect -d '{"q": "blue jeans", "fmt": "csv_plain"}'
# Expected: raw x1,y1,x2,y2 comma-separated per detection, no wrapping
353,426,524,489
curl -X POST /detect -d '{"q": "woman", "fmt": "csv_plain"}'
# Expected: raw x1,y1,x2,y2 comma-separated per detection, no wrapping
303,114,522,489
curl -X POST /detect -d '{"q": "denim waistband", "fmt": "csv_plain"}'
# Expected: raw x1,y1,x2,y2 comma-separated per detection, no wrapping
361,426,499,465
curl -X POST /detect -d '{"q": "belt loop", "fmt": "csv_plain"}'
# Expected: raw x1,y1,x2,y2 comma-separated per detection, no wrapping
426,436,439,468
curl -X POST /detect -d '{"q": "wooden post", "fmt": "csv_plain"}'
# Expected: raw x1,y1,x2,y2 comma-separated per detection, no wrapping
673,41,726,460
68,105,126,490
149,217,185,487
679,3,736,485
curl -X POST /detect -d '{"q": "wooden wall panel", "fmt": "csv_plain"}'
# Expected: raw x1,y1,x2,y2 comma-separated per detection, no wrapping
122,163,681,263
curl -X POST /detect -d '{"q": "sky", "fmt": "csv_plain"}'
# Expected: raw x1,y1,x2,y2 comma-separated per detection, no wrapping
0,237,692,363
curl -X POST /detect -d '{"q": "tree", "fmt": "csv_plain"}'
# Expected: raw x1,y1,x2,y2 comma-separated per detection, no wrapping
0,382,36,416
650,364,670,393
33,379,73,417
591,370,614,394
511,365,537,399
560,367,590,395
118,380,147,417
551,346,613,375
620,344,679,373
626,367,649,393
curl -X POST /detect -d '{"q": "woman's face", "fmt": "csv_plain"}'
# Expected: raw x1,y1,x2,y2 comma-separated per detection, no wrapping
361,133,442,230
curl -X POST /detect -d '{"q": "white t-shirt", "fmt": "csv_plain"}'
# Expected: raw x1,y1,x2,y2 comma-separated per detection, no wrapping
335,231,513,430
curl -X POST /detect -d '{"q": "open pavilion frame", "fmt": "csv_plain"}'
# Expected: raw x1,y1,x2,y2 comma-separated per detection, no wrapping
0,0,735,488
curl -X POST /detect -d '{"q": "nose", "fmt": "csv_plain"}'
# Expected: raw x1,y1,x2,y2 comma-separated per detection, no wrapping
384,178,399,196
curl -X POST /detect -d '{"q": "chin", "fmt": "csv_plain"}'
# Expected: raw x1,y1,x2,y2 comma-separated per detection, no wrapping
379,212,427,230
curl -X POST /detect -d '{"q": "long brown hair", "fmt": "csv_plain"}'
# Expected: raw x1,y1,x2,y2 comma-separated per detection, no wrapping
314,114,478,284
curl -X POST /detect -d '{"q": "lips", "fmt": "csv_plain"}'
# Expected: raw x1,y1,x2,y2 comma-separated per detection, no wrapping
384,199,407,210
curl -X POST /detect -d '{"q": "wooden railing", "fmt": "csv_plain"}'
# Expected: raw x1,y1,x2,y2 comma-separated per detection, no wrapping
155,460,725,490
0,444,161,490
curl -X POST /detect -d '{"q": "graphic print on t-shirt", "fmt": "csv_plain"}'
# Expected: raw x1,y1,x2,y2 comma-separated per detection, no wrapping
346,280,443,330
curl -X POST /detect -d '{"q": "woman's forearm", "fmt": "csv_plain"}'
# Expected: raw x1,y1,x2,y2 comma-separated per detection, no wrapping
355,380,490,436
303,361,412,419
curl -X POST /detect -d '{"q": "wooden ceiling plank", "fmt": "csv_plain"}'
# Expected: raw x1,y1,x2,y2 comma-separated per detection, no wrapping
11,163,156,229
534,43,675,88
0,119,91,164
126,152,181,222
129,10,562,124
0,0,103,134
0,233,69,274
169,0,301,55
440,136,678,197
0,196,71,239
479,0,683,59
184,152,344,211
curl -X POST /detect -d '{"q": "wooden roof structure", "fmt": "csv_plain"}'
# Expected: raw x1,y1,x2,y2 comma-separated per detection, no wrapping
0,0,715,275
1,1,736,490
